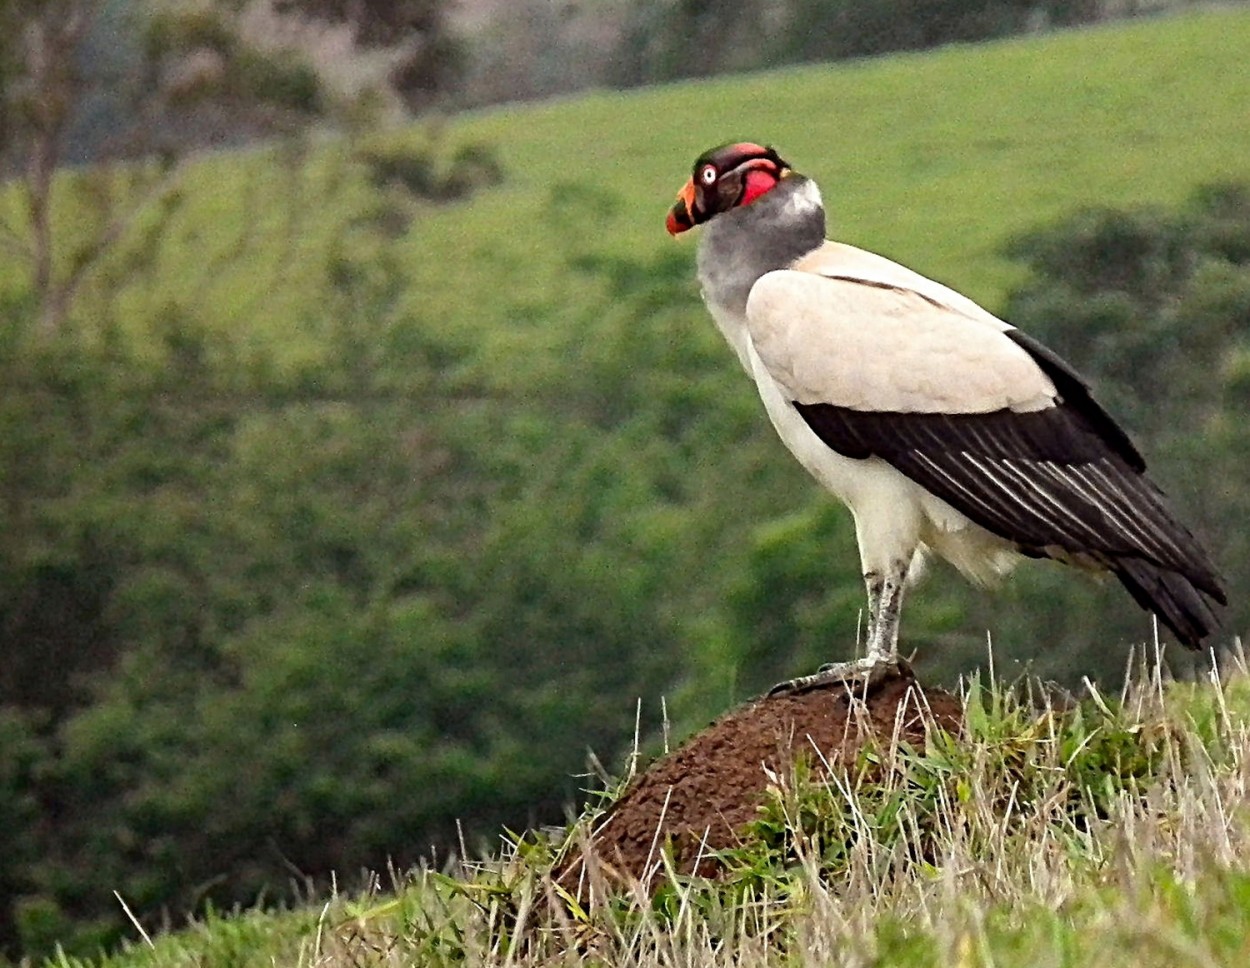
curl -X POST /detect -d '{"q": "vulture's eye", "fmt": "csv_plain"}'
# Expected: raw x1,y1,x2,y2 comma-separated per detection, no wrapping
699,165,717,185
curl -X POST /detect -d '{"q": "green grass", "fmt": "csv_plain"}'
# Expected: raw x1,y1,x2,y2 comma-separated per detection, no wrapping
441,5,1250,308
6,7,1250,374
388,6,1250,373
47,661,1250,967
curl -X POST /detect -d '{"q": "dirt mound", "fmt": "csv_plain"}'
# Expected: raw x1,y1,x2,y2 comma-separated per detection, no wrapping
558,666,961,899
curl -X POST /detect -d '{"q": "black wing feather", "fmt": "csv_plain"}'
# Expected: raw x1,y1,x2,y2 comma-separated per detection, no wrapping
793,369,1226,648
1002,328,1146,471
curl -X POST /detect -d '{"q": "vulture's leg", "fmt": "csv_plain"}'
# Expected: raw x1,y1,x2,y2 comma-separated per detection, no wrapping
864,563,906,664
767,561,906,697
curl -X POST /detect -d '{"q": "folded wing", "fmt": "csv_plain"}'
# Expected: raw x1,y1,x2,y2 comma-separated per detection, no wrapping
745,256,1226,645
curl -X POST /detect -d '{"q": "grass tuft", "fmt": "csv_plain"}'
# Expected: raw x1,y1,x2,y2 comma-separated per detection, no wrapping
59,649,1250,967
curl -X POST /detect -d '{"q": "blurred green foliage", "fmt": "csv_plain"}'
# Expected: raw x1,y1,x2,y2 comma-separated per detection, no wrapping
615,0,1103,86
0,223,681,957
1,9,1249,962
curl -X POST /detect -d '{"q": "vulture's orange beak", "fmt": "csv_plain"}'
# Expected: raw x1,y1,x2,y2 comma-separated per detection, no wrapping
666,179,697,236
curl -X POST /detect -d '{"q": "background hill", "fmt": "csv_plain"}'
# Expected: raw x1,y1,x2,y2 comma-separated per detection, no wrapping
1,6,1249,960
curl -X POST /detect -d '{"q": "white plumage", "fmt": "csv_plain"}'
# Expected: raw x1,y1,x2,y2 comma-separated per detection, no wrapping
706,182,1026,669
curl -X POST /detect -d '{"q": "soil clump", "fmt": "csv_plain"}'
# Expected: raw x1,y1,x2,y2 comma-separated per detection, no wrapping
557,665,961,899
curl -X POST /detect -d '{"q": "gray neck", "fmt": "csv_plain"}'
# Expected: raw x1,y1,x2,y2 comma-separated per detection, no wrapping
696,175,826,318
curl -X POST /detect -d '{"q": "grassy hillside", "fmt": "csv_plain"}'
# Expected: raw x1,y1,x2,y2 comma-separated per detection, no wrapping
7,7,1248,362
49,665,1250,968
438,5,1250,315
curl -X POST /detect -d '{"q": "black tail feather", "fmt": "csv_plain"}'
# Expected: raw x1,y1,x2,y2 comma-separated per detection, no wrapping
1113,557,1224,650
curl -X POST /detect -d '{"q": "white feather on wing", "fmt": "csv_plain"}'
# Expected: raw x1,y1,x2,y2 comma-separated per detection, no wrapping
745,264,1056,415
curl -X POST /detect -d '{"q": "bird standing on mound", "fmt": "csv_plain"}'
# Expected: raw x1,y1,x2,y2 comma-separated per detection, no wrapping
666,142,1226,693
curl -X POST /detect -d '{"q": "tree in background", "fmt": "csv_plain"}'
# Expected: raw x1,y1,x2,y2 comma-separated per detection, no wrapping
0,0,304,334
776,0,1100,63
0,0,464,336
0,2,501,959
614,0,779,84
269,0,463,110
590,0,1108,93
1,0,119,333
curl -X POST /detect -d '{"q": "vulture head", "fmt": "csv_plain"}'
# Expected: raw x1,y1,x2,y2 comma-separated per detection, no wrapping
666,142,791,236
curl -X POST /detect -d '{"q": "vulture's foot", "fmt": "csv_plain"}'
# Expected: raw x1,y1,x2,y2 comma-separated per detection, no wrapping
766,655,909,697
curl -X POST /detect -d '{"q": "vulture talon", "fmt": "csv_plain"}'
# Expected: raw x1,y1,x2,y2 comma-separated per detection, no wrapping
767,657,901,698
